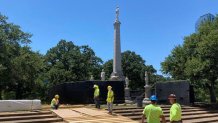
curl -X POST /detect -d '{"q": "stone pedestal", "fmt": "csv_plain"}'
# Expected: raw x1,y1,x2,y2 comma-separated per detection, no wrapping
143,85,151,104
125,88,133,103
125,88,131,100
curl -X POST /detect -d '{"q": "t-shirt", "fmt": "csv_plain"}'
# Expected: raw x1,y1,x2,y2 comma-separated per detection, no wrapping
106,90,114,103
170,103,182,121
94,88,100,97
50,98,59,107
142,104,163,123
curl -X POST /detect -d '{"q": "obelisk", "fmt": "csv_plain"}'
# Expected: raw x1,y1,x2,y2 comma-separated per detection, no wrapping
111,7,124,80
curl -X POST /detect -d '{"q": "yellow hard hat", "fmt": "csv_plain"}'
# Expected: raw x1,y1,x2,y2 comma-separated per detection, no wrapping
93,84,98,88
107,86,112,89
55,94,59,99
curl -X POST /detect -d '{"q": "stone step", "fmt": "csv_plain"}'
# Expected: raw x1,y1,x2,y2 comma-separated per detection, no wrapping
183,117,218,123
119,110,218,117
0,111,51,117
112,106,196,111
0,114,56,121
113,108,205,113
0,110,64,123
132,113,218,121
2,117,63,123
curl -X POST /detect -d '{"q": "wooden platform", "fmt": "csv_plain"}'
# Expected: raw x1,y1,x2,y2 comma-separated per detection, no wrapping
52,108,137,123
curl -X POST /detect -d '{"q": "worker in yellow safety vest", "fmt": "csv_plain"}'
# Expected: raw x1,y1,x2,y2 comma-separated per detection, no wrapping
51,94,60,110
106,85,114,114
168,94,182,123
93,84,100,109
142,95,166,123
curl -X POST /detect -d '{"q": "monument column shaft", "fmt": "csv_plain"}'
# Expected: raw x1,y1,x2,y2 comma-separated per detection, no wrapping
110,7,124,80
113,21,122,74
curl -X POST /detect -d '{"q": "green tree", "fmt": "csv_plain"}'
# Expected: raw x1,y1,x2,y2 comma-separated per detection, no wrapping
103,59,113,80
161,16,218,103
11,47,45,99
122,51,146,89
103,50,159,89
45,40,102,86
0,13,44,99
80,45,103,80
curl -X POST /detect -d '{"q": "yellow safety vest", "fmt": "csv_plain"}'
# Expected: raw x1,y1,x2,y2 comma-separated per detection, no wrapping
94,87,100,97
106,90,114,103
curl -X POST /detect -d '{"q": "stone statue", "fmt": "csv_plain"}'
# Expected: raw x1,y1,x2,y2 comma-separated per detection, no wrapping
101,69,105,81
125,77,129,88
145,71,149,85
144,71,151,104
90,75,94,81
124,76,131,102
116,7,119,21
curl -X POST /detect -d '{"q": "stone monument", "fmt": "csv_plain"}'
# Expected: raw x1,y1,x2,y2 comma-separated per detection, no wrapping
101,69,105,81
125,77,131,102
90,75,94,81
143,71,151,104
110,7,124,81
125,76,129,88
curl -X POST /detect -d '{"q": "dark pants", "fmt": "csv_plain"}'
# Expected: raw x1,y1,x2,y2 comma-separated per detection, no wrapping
171,121,182,123
94,97,100,109
52,104,59,110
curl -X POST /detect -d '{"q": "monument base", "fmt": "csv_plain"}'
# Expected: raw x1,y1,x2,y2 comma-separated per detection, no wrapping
110,76,120,81
110,72,124,81
143,98,150,104
124,88,132,103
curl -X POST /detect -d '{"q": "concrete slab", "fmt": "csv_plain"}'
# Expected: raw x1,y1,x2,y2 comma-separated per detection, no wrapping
0,100,41,112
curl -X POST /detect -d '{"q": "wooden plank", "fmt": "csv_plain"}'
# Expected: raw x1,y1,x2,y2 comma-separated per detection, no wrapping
72,108,108,116
52,109,83,118
53,108,136,123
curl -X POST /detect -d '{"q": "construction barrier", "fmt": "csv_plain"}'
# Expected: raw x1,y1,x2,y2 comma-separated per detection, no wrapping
49,81,125,104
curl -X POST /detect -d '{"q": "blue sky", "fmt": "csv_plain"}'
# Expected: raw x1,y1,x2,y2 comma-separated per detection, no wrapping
0,0,217,74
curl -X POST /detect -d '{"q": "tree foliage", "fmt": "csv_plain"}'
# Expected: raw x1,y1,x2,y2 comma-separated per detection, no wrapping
45,40,103,86
103,50,164,89
0,13,44,99
161,15,218,103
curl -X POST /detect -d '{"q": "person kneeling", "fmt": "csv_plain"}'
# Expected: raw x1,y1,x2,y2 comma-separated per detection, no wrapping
51,94,60,110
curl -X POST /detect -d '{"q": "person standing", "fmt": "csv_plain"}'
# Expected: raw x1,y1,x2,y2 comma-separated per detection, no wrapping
168,94,182,123
106,85,114,114
142,95,166,123
51,94,60,110
93,84,100,109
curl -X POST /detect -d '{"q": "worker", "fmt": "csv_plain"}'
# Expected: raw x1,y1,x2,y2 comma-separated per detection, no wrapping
93,84,100,109
51,94,60,110
142,95,166,123
106,85,114,114
168,94,182,123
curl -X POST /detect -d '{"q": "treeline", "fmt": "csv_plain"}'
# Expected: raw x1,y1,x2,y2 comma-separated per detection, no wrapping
0,14,166,101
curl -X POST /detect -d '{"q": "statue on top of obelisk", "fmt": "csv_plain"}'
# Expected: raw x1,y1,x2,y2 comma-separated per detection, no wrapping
110,6,124,81
116,7,119,21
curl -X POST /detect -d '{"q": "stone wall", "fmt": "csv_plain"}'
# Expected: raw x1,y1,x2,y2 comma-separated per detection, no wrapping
155,80,194,105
